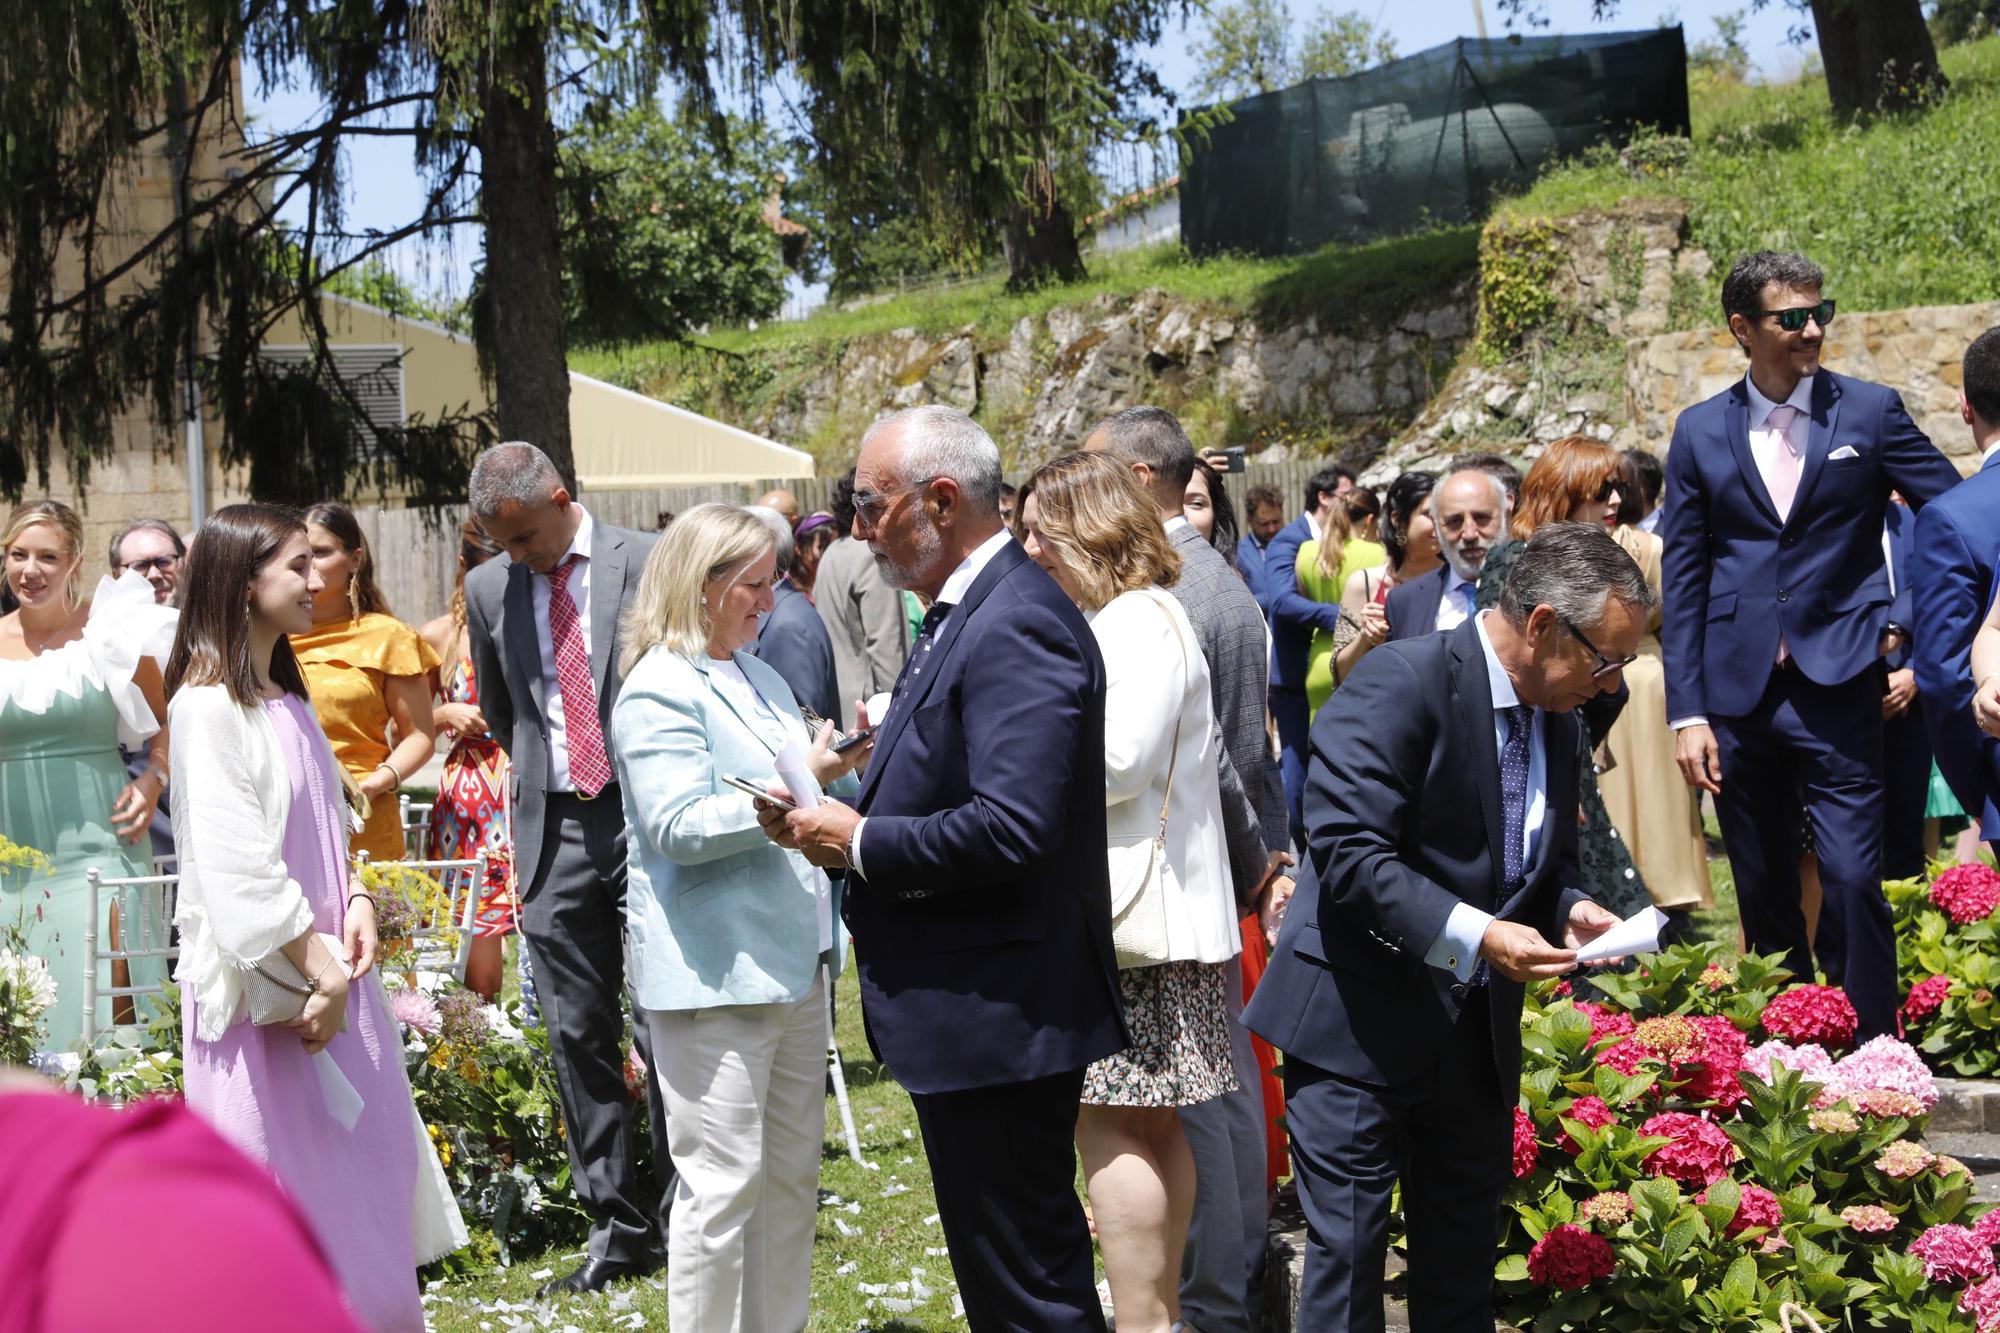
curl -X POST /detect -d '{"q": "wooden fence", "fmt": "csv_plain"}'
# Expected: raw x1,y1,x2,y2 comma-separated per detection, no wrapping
357,457,1340,626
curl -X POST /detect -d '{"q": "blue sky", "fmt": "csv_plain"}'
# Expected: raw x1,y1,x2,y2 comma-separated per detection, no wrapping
247,0,1819,302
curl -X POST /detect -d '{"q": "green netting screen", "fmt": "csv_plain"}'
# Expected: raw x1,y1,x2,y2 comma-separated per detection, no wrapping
1181,27,1690,257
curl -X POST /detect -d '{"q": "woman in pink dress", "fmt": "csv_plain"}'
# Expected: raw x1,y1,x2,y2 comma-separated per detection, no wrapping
165,505,464,1332
419,522,515,1001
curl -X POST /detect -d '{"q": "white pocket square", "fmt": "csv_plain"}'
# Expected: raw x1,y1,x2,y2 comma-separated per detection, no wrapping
1829,445,1861,460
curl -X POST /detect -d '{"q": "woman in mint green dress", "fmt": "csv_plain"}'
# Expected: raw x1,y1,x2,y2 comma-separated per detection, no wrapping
0,501,175,1053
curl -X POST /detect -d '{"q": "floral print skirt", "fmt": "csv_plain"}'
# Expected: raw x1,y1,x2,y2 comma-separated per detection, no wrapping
1081,958,1240,1109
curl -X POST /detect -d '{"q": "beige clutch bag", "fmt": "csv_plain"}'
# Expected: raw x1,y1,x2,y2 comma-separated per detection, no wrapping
246,932,351,1030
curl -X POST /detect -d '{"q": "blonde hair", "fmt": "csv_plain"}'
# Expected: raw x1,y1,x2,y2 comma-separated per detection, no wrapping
2,500,86,611
619,503,776,676
1022,452,1181,611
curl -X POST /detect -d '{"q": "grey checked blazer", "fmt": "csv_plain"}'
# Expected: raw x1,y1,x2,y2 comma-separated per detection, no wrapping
464,517,658,884
1168,522,1292,897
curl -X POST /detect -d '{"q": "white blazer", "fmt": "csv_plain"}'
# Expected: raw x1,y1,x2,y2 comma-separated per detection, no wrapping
1091,587,1241,965
168,684,325,1043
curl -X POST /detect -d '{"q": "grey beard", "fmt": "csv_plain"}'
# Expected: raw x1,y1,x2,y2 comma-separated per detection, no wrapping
871,511,944,590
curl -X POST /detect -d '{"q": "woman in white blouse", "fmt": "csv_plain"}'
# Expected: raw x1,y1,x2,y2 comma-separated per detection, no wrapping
611,503,869,1333
1018,453,1242,1333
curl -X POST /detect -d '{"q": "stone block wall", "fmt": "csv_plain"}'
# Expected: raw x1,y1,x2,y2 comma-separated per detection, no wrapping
1623,301,2000,466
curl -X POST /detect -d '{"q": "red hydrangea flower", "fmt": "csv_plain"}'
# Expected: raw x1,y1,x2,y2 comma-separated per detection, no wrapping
1972,1210,2000,1249
1596,1038,1645,1076
1931,864,2000,926
1526,1224,1617,1290
1548,980,1573,1000
1680,1015,1749,1110
1561,1095,1619,1155
1577,1000,1636,1047
1762,984,1860,1049
1910,1224,1999,1284
1512,1106,1538,1178
1639,1111,1738,1186
1698,1181,1782,1240
1904,975,1953,1025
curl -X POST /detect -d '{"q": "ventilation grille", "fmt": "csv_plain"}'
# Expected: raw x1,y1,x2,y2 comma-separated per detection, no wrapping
258,344,407,454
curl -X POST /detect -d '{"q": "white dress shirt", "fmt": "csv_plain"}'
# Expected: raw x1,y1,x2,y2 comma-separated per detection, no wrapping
1424,610,1549,981
1435,570,1479,633
850,526,1015,875
1670,374,1815,730
531,504,595,791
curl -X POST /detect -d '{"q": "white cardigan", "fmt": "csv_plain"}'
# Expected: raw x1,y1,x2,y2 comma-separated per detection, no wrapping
168,684,325,1043
1090,588,1241,966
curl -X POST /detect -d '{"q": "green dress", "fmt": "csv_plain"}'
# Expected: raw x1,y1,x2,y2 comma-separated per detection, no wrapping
0,602,170,1053
1296,540,1347,718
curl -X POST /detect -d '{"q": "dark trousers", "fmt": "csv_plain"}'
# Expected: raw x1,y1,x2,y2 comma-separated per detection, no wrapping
1272,686,1310,849
1284,996,1509,1333
909,1068,1105,1333
520,787,674,1264
1882,702,1933,882
1712,666,1895,1038
1179,955,1269,1333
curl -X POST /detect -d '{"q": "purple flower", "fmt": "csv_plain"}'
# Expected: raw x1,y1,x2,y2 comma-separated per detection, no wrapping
1824,1035,1939,1111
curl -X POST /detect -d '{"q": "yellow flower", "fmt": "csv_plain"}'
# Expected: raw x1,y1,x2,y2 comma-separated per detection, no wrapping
428,1043,450,1069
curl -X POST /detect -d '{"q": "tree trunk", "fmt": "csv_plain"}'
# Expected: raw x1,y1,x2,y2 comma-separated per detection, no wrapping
475,17,576,490
1002,199,1087,291
1809,0,1948,117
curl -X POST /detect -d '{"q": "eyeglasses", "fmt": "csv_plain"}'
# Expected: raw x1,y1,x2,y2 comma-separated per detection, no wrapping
116,555,179,575
852,476,940,524
1759,299,1836,333
1560,613,1639,680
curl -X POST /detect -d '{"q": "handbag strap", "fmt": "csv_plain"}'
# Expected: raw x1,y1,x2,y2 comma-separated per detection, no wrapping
1139,589,1189,844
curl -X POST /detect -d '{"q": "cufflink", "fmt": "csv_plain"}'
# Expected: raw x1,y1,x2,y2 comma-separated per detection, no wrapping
1446,955,1459,970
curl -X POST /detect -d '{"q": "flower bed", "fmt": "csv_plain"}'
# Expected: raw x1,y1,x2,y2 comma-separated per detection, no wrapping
1499,943,1997,1331
1892,863,2000,1078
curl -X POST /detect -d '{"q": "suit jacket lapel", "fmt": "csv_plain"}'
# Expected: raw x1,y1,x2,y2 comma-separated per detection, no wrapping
503,562,547,722
590,526,627,698
860,540,1027,805
1723,384,1781,526
695,654,786,759
1448,622,1506,907
1784,372,1842,531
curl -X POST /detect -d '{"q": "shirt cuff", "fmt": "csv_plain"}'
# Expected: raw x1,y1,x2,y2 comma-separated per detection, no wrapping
1669,716,1709,730
1424,901,1494,983
848,816,867,879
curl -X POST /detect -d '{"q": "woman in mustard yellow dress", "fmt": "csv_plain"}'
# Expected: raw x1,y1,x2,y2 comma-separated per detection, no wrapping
292,502,440,863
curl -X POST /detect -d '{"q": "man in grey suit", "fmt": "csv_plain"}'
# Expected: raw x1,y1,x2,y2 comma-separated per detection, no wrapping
816,471,912,729
464,442,673,1296
746,506,841,722
1087,407,1293,1333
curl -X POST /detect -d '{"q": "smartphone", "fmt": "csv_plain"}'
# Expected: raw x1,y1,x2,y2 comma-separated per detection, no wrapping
1221,446,1247,474
721,774,797,811
831,726,876,754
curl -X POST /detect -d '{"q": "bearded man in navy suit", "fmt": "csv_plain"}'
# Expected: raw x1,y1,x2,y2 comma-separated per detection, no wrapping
1660,251,1959,1039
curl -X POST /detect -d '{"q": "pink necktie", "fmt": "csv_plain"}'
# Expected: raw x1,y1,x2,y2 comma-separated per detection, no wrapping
548,555,611,795
1767,404,1803,520
1768,406,1802,664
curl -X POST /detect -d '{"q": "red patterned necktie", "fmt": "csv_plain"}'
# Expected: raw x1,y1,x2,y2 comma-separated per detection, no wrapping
547,554,610,795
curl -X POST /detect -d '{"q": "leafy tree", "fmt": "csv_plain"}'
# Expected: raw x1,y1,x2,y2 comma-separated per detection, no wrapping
1496,0,1947,119
1929,0,2000,47
555,104,791,346
1688,8,1753,81
1191,0,1395,103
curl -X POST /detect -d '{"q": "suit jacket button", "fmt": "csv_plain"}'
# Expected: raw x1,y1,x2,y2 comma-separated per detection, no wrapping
1450,982,1470,1002
1777,589,1788,602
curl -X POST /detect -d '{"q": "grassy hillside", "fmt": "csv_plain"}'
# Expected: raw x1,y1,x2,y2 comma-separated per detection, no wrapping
1499,34,2000,320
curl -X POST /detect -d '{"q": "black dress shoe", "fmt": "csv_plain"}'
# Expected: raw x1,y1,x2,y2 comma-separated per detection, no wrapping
535,1255,657,1299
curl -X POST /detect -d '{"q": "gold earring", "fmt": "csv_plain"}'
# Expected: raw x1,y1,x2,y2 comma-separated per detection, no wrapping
347,576,361,620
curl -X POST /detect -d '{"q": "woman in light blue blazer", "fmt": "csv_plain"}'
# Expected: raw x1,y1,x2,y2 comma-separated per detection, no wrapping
611,503,869,1333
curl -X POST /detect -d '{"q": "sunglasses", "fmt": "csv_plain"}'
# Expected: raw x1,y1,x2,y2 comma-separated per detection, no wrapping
852,476,940,525
1559,614,1638,680
1593,478,1622,503
1759,299,1836,333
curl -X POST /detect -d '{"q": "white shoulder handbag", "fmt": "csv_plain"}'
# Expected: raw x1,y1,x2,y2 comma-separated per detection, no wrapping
1106,590,1190,970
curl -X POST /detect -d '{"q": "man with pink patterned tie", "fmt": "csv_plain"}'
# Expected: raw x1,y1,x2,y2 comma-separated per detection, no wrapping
1659,252,1959,1040
463,443,670,1297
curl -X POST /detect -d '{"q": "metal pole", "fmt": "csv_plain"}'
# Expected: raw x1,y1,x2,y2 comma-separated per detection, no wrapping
183,383,208,530
167,71,208,529
1471,0,1488,39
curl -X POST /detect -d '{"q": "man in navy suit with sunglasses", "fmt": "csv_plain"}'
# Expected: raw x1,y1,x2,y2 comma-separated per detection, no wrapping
1660,251,1959,1040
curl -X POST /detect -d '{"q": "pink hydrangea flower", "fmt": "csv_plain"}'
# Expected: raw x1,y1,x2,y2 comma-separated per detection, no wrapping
388,986,441,1037
1910,1224,1999,1284
1852,1089,1929,1120
1744,1039,1833,1084
1561,1095,1619,1155
1825,1036,1939,1111
1961,1277,2000,1333
1577,1000,1637,1047
1938,1156,1973,1180
1527,1224,1616,1290
1512,1106,1538,1178
1930,863,2000,926
1875,1141,1938,1180
1700,964,1737,991
1579,1191,1633,1229
1762,984,1859,1049
1904,975,1953,1024
1971,1211,2000,1249
1808,1108,1859,1134
1639,1111,1738,1186
1842,1204,1898,1235
1596,1038,1645,1076
1698,1181,1783,1240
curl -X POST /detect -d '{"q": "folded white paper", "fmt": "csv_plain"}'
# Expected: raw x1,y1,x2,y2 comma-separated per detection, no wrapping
865,692,893,728
313,1050,365,1130
1575,905,1669,963
774,739,822,810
